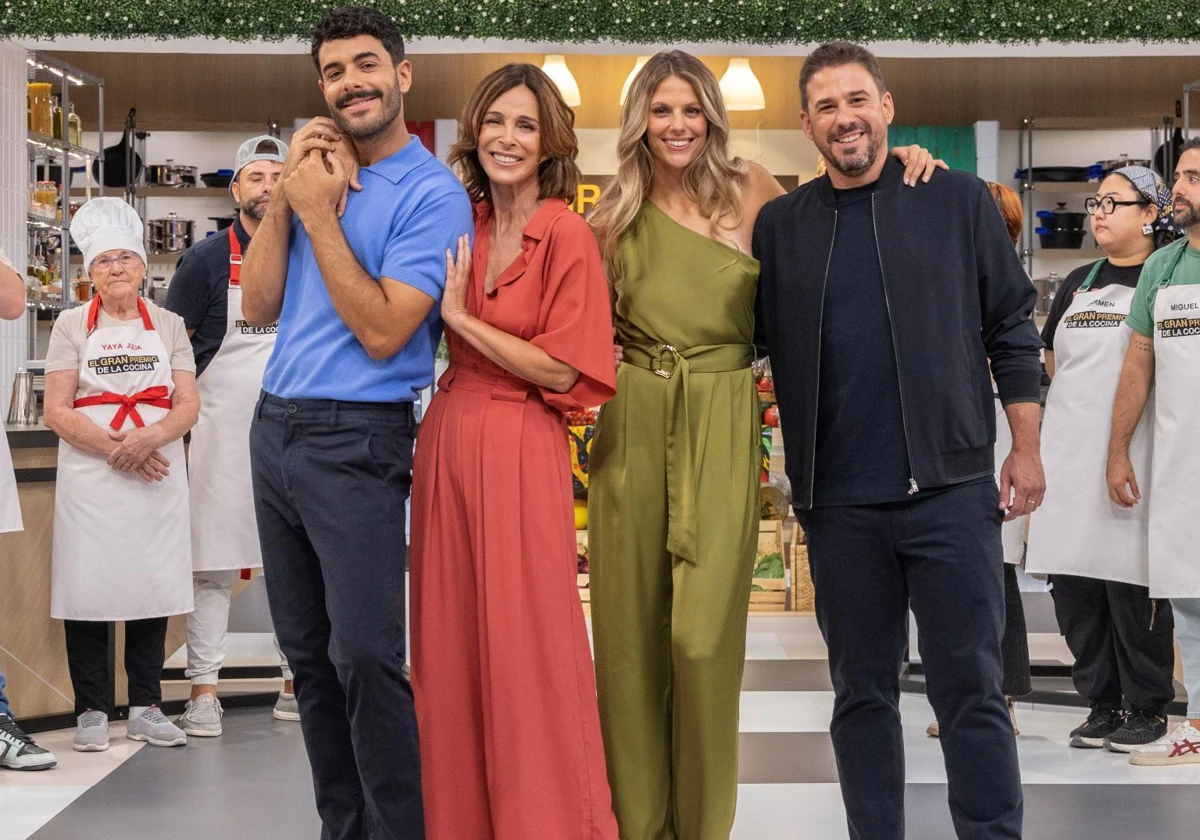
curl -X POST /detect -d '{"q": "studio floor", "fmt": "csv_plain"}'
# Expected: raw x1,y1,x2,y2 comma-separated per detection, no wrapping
3,615,1198,840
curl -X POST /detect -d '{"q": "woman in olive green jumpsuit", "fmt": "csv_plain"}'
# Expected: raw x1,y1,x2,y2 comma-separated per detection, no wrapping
588,51,941,840
587,50,778,840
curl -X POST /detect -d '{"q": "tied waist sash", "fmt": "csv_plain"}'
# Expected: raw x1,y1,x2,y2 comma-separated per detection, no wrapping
621,341,755,565
74,386,172,430
437,364,539,402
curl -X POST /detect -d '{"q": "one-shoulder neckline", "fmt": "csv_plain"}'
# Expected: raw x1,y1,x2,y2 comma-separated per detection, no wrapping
644,201,759,267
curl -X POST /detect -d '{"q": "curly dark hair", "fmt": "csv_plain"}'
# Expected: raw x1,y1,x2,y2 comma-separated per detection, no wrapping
449,63,580,205
310,6,405,73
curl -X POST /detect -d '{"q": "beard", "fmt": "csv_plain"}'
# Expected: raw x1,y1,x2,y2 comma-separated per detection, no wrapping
332,81,402,140
1174,196,1200,230
818,120,883,179
239,196,269,221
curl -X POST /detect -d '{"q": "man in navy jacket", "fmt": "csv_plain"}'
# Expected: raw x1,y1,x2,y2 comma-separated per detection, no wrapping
754,43,1043,840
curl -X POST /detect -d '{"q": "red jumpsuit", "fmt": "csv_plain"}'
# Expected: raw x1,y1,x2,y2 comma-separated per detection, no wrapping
410,198,619,839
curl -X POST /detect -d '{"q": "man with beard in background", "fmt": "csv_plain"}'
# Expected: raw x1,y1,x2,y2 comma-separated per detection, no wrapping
166,136,300,740
754,42,1043,839
239,6,471,838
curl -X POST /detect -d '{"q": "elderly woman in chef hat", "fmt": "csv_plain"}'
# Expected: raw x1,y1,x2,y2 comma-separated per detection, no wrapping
43,197,199,753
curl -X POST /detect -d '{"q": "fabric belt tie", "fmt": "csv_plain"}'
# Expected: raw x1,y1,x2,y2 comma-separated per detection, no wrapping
621,341,755,565
74,386,172,430
437,364,538,403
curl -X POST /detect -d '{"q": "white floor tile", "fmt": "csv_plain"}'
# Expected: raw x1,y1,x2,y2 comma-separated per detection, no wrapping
740,691,835,732
0,786,91,840
732,784,849,839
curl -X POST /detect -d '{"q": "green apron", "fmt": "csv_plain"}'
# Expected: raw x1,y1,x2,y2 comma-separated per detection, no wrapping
589,202,761,839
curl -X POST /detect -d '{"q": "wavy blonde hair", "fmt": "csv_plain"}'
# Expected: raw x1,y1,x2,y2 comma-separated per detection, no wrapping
590,51,748,271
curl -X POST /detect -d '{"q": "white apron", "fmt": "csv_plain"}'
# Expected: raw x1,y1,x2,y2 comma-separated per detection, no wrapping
994,397,1025,565
0,428,22,533
1025,261,1151,585
1148,246,1200,599
188,228,276,572
51,297,193,620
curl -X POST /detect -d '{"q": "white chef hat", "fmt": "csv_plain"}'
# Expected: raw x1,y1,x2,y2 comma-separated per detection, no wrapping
69,197,147,272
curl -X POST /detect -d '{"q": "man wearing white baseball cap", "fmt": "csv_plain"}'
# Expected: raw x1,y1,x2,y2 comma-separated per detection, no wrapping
167,136,297,737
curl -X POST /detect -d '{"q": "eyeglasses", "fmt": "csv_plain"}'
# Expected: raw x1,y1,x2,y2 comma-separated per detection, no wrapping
91,253,141,272
1085,196,1150,216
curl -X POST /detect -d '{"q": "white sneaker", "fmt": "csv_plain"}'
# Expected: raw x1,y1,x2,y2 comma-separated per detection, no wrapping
73,710,110,752
126,706,187,748
1129,721,1200,766
272,692,300,722
177,695,223,737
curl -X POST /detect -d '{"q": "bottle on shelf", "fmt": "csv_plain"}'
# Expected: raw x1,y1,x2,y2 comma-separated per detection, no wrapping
52,95,63,140
67,102,82,147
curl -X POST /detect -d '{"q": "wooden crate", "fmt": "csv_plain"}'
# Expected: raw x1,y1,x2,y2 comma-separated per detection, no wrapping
752,520,787,612
791,524,815,614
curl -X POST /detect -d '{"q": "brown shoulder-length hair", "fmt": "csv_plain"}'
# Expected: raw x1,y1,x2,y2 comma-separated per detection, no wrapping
449,63,580,205
986,181,1023,246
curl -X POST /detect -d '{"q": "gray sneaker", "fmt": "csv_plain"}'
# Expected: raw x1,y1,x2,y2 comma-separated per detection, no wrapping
126,706,187,747
177,695,223,737
73,710,110,752
0,714,57,770
272,692,300,722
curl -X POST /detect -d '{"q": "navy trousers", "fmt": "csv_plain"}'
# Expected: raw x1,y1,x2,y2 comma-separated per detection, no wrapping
251,392,423,840
798,481,1023,840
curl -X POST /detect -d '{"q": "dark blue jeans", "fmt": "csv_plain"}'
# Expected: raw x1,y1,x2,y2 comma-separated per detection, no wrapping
798,481,1023,840
251,392,423,840
0,663,11,718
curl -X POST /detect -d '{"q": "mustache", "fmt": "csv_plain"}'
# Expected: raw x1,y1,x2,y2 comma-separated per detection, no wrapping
337,89,381,109
828,121,870,144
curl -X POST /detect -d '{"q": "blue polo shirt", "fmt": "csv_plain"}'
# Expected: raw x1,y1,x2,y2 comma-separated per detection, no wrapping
262,136,471,402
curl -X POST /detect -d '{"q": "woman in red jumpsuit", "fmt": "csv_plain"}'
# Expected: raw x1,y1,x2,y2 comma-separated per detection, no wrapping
409,63,618,840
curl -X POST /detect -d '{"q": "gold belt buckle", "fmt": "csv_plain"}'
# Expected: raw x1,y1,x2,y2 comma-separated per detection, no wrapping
653,343,679,379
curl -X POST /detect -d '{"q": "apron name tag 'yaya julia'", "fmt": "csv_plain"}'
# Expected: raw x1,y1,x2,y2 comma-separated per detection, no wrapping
51,296,193,621
188,226,279,573
1025,260,1151,587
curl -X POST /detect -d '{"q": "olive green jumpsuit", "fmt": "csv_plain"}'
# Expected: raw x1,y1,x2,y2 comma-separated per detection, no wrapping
588,203,761,840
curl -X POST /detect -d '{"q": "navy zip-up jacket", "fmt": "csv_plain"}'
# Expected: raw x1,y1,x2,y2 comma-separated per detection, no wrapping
753,156,1042,511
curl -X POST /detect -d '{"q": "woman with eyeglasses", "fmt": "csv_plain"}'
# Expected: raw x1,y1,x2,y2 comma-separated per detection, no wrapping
1025,166,1179,755
43,198,199,753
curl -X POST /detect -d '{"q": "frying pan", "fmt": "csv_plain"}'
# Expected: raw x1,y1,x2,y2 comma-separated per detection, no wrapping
92,108,143,189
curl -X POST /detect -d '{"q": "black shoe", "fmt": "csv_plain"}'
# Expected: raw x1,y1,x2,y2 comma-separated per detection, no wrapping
1104,710,1168,754
1069,707,1125,749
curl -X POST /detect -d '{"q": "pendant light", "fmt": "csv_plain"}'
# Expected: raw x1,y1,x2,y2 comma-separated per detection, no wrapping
719,58,766,112
542,54,582,107
619,56,652,107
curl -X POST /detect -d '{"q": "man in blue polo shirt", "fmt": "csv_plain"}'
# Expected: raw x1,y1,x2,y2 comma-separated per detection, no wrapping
240,7,470,838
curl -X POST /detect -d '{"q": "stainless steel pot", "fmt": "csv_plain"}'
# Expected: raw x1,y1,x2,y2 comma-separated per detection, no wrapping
148,212,195,252
145,159,199,187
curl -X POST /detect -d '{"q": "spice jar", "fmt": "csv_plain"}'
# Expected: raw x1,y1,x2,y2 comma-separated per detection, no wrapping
27,83,53,135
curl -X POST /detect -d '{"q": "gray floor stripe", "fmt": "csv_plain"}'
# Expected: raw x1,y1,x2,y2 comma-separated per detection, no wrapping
741,659,834,692
738,732,840,784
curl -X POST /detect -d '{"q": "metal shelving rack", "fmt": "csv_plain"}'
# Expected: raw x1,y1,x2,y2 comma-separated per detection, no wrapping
25,52,104,359
1017,116,1165,283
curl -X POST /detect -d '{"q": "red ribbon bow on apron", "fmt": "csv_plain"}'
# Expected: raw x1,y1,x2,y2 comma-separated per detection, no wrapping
74,386,173,430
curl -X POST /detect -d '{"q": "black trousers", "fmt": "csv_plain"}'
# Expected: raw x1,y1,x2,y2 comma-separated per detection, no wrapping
1002,563,1032,698
64,617,168,717
798,482,1023,840
251,392,423,840
1051,574,1175,715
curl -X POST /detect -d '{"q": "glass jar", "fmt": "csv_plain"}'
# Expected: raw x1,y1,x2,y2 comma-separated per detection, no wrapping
27,83,53,136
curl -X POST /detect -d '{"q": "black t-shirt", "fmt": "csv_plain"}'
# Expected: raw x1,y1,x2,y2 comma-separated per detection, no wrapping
164,218,251,377
812,183,914,507
1040,259,1144,352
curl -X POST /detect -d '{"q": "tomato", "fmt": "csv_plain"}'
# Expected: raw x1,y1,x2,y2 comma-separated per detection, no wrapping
763,406,780,427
